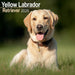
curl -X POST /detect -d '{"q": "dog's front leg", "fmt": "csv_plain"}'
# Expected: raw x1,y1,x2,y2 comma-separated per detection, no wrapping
45,54,58,71
10,49,27,67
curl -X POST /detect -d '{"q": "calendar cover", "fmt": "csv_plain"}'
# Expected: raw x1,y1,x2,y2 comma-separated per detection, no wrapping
0,0,75,74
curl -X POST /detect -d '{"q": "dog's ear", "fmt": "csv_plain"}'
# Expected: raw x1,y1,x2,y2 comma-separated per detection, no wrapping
24,12,32,32
50,11,58,29
44,10,58,29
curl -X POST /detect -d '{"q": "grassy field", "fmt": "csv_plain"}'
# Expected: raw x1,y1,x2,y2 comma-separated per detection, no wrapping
0,36,75,75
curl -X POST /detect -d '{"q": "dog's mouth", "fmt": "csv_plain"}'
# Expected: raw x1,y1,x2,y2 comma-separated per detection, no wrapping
36,29,48,41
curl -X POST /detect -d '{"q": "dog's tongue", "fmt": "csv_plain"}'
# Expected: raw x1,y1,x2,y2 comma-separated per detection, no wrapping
36,34,44,41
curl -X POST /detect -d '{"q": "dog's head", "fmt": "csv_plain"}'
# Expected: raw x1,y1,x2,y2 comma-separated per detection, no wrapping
24,9,58,42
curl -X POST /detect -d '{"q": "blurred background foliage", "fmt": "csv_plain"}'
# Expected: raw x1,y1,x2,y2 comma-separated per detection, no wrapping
0,0,75,43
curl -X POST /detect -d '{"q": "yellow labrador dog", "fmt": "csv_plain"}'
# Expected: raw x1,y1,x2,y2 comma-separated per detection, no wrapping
10,9,58,70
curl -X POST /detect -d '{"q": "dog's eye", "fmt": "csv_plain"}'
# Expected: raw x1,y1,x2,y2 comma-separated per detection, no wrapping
44,17,48,20
33,18,36,21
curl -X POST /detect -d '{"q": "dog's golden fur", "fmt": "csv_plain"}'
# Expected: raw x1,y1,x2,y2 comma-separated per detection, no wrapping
10,9,58,70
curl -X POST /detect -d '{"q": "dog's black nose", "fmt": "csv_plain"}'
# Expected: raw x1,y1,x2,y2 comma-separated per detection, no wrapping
37,24,43,30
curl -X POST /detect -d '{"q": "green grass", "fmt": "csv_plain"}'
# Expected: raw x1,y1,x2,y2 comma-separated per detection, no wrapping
0,38,75,75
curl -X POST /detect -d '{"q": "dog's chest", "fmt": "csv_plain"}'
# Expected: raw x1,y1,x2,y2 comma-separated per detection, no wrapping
27,38,55,63
38,46,52,60
28,45,51,62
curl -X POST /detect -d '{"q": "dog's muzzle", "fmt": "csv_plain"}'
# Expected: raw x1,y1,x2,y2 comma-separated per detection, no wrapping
35,29,49,41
